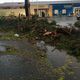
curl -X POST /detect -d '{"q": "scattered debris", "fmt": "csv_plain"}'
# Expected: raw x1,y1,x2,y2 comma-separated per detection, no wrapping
14,34,19,37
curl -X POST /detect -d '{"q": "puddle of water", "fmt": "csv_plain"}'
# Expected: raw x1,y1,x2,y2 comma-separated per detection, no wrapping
0,46,6,52
0,55,40,80
0,55,27,79
37,41,80,80
46,45,67,67
0,41,43,80
0,40,79,80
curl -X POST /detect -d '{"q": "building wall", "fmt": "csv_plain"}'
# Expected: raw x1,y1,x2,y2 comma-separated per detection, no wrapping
52,3,80,16
0,8,25,16
73,3,80,16
30,4,50,17
52,4,73,16
0,3,80,17
48,5,53,17
30,3,80,17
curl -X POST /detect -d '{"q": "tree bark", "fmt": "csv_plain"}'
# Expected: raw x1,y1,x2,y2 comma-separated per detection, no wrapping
25,0,30,17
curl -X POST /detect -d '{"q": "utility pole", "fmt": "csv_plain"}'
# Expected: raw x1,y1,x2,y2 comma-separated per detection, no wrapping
25,0,30,17
37,0,39,16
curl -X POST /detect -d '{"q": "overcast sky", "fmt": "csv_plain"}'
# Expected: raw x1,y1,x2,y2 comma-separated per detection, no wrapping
0,0,72,3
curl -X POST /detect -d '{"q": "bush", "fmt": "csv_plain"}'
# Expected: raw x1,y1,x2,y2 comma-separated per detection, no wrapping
49,20,56,25
0,16,57,38
74,20,80,28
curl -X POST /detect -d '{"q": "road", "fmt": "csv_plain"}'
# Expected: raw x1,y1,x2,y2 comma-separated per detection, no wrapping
49,16,77,27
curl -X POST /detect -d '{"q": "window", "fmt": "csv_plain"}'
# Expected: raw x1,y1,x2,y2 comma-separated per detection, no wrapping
62,9,66,14
54,10,58,14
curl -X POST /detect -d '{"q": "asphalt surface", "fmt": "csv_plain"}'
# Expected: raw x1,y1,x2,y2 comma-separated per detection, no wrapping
50,16,77,27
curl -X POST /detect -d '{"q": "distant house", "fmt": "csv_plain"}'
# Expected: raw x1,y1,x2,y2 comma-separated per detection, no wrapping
0,2,52,17
0,2,25,16
30,0,80,17
0,0,80,17
50,0,80,16
30,2,52,17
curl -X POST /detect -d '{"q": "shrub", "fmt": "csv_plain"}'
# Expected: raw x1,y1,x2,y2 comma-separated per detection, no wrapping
0,16,57,38
74,20,80,28
49,20,56,25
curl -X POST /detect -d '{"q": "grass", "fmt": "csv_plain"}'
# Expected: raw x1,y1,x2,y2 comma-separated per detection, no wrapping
0,31,29,40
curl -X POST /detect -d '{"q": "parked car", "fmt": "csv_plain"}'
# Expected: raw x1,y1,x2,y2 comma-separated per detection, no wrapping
76,13,80,20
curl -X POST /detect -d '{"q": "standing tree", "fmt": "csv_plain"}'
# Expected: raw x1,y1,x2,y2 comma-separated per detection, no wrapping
24,0,30,17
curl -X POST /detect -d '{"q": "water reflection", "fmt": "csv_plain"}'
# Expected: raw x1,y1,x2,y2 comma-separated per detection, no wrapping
0,46,6,52
37,41,80,80
0,41,41,80
46,45,67,67
0,55,28,80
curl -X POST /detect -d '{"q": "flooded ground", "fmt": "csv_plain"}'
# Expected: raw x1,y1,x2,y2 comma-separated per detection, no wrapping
0,55,29,80
0,39,80,80
49,16,77,27
37,41,80,80
0,41,39,80
0,40,55,80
